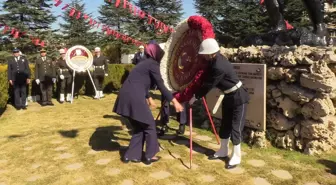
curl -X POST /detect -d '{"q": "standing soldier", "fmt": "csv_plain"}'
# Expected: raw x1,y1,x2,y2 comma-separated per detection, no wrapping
132,45,147,65
35,49,56,106
56,49,72,103
92,47,109,99
7,48,31,110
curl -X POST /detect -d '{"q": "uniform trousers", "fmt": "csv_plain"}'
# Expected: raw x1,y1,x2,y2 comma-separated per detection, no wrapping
60,77,72,94
160,96,187,125
40,80,53,103
220,101,247,145
13,82,27,108
124,118,160,160
93,74,104,91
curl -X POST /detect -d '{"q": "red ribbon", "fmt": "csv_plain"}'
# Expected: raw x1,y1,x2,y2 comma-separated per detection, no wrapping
69,8,76,17
61,4,69,10
76,11,81,19
54,0,62,7
115,0,121,7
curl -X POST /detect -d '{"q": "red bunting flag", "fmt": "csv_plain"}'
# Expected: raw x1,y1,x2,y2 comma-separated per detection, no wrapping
62,4,69,10
54,0,62,7
34,39,40,45
123,0,127,8
76,11,81,19
115,0,121,7
3,26,9,34
148,15,154,24
139,10,146,19
89,18,93,25
133,6,138,16
96,23,101,28
83,14,89,19
40,41,45,47
69,8,76,17
13,31,19,38
163,24,169,33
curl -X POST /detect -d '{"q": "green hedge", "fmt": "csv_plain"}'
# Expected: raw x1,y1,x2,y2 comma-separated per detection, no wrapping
0,64,134,111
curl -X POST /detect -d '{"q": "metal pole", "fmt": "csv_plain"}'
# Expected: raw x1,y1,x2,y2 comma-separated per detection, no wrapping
189,107,193,169
87,69,99,100
202,97,220,144
71,70,76,104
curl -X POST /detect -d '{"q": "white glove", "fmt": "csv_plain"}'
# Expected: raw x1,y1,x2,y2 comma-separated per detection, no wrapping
60,75,64,80
52,78,56,83
189,95,197,105
105,73,108,77
35,79,40,85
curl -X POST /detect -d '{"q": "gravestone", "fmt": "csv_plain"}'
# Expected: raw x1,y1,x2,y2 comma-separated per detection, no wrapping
205,63,266,131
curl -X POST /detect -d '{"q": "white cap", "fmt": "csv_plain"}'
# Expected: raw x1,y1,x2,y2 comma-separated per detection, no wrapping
59,49,66,54
139,45,144,49
19,51,22,55
95,47,101,52
198,38,220,55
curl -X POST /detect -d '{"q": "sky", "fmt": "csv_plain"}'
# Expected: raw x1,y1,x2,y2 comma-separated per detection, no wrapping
51,0,197,29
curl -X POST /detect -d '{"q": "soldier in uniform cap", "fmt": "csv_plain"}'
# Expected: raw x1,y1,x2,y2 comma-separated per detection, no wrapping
35,49,56,106
7,48,31,110
132,45,147,65
92,47,109,99
56,49,72,103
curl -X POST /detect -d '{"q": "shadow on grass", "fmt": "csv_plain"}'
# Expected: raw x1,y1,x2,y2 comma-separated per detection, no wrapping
89,126,130,152
317,159,336,175
103,114,133,131
58,129,78,138
7,134,26,139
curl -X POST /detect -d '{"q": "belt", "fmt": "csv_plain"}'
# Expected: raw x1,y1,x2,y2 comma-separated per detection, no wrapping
60,69,69,72
223,81,242,94
94,66,105,69
213,81,242,114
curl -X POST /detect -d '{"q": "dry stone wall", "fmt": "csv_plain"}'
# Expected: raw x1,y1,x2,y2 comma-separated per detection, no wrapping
218,45,336,155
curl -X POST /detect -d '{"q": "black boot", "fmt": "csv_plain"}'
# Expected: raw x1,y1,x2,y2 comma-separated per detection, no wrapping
158,124,168,136
264,0,287,32
176,124,185,135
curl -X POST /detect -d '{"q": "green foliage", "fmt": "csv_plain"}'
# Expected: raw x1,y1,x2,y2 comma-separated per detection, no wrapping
134,0,184,43
60,0,97,49
0,67,8,111
0,0,57,54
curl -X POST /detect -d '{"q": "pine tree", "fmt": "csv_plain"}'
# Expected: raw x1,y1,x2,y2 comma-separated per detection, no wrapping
1,0,56,56
134,0,184,43
60,0,96,49
98,0,138,63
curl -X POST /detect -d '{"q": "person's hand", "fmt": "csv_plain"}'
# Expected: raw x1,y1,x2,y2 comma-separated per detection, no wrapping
147,97,157,109
189,95,197,105
105,73,108,77
172,98,184,113
52,78,56,83
60,75,64,80
35,79,40,85
9,80,13,86
26,79,30,84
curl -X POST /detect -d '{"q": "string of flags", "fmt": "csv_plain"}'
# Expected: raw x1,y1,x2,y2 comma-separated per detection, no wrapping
54,0,145,46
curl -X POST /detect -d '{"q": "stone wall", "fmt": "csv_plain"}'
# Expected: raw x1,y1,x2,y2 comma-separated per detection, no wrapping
216,45,336,155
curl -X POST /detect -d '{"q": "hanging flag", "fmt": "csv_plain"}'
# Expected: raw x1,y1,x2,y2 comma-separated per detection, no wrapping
34,39,40,45
40,41,45,47
69,8,76,17
123,0,127,8
83,14,89,19
148,15,154,24
115,0,121,7
3,26,9,34
54,0,62,7
139,10,146,19
61,4,69,10
13,31,19,38
76,11,81,19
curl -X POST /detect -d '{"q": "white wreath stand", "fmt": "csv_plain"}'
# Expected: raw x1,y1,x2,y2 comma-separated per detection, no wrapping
70,69,99,104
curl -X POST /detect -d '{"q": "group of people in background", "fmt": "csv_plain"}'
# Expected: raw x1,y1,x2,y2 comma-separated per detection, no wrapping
7,46,109,110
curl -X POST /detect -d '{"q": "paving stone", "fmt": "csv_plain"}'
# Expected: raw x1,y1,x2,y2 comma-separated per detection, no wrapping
26,175,42,182
271,155,282,160
0,182,7,185
247,159,266,167
0,170,8,174
54,146,68,151
106,168,121,176
0,160,8,164
198,175,215,182
195,135,212,141
121,179,133,185
149,171,172,180
87,150,99,155
184,148,199,154
23,146,34,151
227,167,245,174
31,163,42,169
50,140,63,144
55,153,73,160
65,163,83,171
184,131,197,136
271,170,293,180
96,159,111,165
253,177,272,185
303,183,320,185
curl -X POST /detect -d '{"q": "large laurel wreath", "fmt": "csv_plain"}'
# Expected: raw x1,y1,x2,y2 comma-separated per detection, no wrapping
160,16,215,103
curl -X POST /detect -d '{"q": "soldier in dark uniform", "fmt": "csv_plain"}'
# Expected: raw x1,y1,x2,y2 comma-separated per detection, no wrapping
7,48,31,110
132,45,147,65
56,49,72,103
35,49,56,106
158,96,188,136
113,43,184,165
92,47,109,99
190,38,249,169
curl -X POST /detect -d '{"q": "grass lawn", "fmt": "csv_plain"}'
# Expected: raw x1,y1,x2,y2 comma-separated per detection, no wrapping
0,92,335,185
